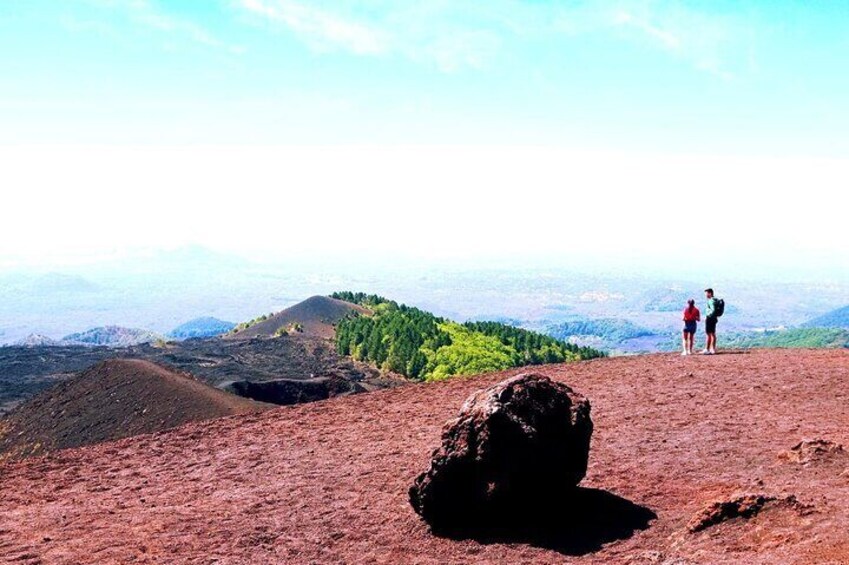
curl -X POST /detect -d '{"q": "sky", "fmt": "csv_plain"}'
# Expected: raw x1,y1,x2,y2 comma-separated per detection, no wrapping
1,1,848,278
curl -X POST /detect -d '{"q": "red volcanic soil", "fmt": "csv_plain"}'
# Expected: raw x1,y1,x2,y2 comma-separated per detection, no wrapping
226,295,369,340
0,359,268,462
2,349,849,564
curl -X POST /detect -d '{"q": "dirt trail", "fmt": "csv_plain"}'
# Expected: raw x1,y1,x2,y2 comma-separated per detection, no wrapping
2,349,849,564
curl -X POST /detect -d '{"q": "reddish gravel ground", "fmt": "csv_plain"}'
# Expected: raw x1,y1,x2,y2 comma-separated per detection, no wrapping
2,349,849,564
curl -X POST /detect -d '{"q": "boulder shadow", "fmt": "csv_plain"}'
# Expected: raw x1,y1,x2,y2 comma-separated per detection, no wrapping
434,487,657,556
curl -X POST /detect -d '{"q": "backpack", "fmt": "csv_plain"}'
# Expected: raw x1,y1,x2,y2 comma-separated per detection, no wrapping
714,298,725,317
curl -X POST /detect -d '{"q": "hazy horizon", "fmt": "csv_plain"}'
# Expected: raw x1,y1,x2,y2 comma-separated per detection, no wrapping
2,145,847,283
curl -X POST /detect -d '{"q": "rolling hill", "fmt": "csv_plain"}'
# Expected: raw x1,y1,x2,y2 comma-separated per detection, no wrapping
803,305,849,329
226,295,369,340
546,319,657,345
62,326,163,347
640,287,738,315
168,317,236,339
1,350,847,563
13,334,63,347
0,359,269,462
640,286,698,312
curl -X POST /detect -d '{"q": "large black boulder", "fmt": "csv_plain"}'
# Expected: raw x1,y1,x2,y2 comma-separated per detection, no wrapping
409,373,593,532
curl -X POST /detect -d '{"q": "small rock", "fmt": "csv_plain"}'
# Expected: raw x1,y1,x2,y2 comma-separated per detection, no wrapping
687,493,812,533
779,439,845,464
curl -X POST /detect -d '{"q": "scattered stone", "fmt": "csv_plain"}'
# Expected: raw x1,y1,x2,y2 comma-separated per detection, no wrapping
409,373,592,531
627,549,664,563
779,439,845,464
687,493,813,533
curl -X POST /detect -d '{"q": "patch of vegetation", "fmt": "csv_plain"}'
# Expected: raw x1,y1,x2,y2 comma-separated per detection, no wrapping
464,321,603,364
330,291,390,308
334,292,604,382
423,323,518,380
274,323,304,337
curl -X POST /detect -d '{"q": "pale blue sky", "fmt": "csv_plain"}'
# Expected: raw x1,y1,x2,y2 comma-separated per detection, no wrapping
1,2,848,275
2,0,848,155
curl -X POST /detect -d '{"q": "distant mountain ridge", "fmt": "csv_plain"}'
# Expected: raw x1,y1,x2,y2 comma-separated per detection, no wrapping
803,305,849,329
0,272,100,295
168,317,235,340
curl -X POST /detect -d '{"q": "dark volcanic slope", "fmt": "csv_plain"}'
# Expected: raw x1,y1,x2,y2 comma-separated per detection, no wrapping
3,350,849,564
0,335,394,415
226,295,369,339
0,345,120,415
150,334,383,389
0,359,268,462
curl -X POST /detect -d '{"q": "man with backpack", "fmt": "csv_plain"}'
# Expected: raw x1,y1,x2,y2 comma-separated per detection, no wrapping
703,288,724,354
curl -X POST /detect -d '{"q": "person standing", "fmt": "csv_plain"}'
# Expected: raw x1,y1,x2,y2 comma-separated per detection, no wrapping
681,299,700,355
703,288,719,354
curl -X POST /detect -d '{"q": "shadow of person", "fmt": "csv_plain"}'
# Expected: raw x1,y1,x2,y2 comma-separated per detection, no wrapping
432,487,657,556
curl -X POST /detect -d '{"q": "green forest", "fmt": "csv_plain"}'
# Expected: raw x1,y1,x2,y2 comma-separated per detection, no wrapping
331,292,604,381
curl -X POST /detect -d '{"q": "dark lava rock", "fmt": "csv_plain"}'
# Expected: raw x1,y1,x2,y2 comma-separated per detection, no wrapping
409,373,592,531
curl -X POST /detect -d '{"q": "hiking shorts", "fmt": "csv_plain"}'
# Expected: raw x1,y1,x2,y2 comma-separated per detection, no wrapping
683,321,697,334
705,316,718,334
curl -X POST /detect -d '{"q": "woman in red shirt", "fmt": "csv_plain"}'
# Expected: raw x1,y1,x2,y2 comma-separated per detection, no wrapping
682,299,700,356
